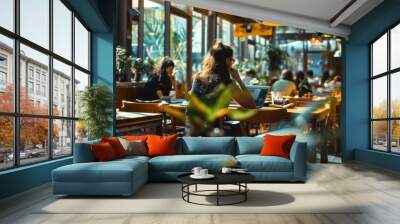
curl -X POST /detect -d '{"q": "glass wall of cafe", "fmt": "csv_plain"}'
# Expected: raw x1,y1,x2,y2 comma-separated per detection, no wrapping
119,0,343,89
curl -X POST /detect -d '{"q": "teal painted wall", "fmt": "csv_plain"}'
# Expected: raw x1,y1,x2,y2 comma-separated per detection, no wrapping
344,0,400,171
0,0,116,199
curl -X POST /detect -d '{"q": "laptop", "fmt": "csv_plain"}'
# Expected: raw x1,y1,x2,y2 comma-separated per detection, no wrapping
247,85,270,108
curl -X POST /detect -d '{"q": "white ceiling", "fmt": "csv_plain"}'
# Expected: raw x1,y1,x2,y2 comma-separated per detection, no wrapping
172,0,384,38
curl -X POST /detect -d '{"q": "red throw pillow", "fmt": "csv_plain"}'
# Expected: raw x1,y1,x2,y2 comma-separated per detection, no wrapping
101,137,126,158
260,134,296,159
146,134,177,157
91,142,117,161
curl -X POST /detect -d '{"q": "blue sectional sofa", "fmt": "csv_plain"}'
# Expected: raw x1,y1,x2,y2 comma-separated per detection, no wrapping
52,137,307,196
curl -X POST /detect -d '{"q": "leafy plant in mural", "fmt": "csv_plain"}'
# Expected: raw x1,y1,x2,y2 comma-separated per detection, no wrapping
116,45,132,82
143,9,164,60
79,84,113,140
266,46,288,77
160,84,256,136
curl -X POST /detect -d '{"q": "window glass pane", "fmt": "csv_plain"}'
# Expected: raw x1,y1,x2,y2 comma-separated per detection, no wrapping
372,121,388,151
372,76,387,119
53,0,72,60
222,19,231,44
192,13,202,73
391,72,400,118
0,116,14,170
0,35,14,112
143,0,164,77
74,69,89,118
74,18,89,70
391,120,400,153
75,120,88,143
171,14,187,88
20,117,49,165
20,0,49,49
20,44,49,115
0,0,14,31
53,119,72,157
391,24,400,70
372,33,387,76
53,59,72,117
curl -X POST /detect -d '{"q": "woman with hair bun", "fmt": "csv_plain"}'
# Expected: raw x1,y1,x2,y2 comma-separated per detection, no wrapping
191,42,256,109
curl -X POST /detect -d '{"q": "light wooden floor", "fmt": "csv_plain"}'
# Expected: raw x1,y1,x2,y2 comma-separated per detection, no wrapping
1,162,400,224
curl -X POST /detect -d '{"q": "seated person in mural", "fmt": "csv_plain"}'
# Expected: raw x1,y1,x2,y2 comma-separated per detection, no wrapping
241,68,258,86
138,57,175,101
294,71,312,97
271,69,297,97
191,42,256,109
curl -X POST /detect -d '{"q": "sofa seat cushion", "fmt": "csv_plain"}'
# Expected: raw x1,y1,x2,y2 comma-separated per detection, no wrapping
53,159,147,183
149,155,235,172
236,155,293,172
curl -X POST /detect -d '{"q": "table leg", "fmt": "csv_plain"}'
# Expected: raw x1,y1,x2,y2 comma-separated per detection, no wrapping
195,184,198,192
216,184,219,206
245,183,248,201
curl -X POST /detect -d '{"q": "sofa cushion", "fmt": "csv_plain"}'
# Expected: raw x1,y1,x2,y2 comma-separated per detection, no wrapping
91,142,118,162
260,134,296,159
147,134,177,157
101,137,127,158
235,137,263,155
149,154,235,172
53,159,147,183
179,137,235,155
236,155,293,172
118,138,147,156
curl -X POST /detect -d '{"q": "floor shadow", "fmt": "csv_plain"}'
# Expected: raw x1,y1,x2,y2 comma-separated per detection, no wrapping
203,190,295,207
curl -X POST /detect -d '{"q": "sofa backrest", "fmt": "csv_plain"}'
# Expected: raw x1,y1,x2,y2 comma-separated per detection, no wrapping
177,137,236,155
235,137,263,155
73,140,100,163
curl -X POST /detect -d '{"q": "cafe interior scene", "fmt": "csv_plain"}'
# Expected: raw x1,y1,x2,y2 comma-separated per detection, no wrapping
115,0,343,163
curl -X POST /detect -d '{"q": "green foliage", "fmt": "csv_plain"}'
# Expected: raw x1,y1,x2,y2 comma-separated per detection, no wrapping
79,84,113,140
116,46,131,74
161,84,256,136
266,46,288,72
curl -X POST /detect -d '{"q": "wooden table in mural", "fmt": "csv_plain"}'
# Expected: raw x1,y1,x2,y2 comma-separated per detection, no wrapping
116,111,163,135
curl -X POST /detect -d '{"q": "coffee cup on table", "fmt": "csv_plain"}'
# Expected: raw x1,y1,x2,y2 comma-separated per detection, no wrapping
200,169,208,176
191,167,202,176
221,167,232,174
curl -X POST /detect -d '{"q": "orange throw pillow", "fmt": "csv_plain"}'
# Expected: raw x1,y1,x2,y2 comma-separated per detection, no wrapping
101,137,126,158
91,142,117,162
260,134,296,159
124,135,148,141
146,134,177,157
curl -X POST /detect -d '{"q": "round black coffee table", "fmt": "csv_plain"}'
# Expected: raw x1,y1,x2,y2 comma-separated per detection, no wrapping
177,173,255,206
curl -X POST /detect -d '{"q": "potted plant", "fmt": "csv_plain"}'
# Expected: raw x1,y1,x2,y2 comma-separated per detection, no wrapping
79,84,113,140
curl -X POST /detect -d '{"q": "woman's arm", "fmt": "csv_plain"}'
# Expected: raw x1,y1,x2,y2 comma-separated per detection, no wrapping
230,69,247,89
230,81,256,109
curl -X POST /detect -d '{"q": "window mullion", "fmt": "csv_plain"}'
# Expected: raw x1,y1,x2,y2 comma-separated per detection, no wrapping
14,0,21,167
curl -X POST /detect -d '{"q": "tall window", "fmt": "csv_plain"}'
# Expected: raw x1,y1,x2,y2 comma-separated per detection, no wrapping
370,23,400,153
0,0,91,170
170,14,187,86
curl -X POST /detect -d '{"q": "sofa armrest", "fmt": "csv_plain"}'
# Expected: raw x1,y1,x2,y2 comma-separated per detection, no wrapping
73,140,100,163
289,141,307,181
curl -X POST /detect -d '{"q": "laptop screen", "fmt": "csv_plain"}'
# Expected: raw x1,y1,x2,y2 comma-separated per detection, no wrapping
247,86,270,107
